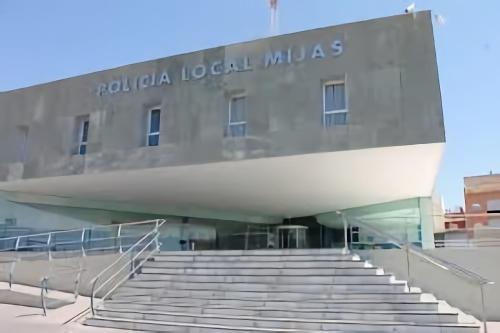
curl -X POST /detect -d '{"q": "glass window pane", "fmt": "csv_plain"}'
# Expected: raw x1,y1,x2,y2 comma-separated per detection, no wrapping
148,134,159,146
79,144,87,155
81,120,89,142
230,123,246,137
324,85,335,111
150,109,161,133
333,84,346,110
230,97,245,123
325,112,347,127
324,83,346,111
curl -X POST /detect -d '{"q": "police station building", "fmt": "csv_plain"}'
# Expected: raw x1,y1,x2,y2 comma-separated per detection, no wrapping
0,11,444,250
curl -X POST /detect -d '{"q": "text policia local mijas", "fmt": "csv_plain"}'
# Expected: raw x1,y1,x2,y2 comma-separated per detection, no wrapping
96,40,343,96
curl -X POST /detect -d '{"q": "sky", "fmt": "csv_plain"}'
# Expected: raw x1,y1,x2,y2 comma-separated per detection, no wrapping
0,0,499,209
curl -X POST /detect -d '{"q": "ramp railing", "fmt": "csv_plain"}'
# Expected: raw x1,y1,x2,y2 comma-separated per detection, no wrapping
0,219,165,316
89,219,165,315
343,215,494,333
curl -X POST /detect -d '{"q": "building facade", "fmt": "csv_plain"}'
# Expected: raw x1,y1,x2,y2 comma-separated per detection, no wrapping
464,173,500,228
0,11,444,249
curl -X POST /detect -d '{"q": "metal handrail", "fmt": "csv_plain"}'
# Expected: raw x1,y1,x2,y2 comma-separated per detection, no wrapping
0,218,165,318
89,219,165,315
0,219,164,286
346,215,494,333
0,219,162,243
347,216,492,285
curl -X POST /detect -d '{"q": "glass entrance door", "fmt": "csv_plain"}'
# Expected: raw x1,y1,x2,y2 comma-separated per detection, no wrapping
277,225,308,249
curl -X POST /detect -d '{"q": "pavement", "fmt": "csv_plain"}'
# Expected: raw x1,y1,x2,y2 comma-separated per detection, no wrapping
481,322,500,333
0,282,133,332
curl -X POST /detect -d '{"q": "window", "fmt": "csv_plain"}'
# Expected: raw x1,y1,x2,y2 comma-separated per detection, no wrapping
15,125,29,162
227,95,246,137
323,81,347,127
77,116,89,155
147,108,161,146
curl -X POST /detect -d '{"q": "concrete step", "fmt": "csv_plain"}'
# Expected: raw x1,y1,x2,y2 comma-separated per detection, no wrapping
158,249,347,256
111,290,423,302
100,302,459,323
107,297,439,311
135,274,393,284
118,281,408,293
153,254,357,262
88,310,479,332
140,267,379,276
85,316,341,332
143,260,368,269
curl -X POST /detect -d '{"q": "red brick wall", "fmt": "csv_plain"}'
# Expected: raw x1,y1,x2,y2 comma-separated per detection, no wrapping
464,190,500,228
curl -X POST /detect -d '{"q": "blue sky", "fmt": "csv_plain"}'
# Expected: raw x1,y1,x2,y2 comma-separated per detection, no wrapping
0,1,499,209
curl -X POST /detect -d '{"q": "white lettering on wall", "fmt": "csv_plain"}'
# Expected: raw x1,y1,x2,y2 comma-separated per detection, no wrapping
96,39,344,96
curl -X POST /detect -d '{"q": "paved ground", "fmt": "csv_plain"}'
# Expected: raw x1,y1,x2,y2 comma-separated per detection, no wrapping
481,322,500,333
0,283,133,332
0,300,132,332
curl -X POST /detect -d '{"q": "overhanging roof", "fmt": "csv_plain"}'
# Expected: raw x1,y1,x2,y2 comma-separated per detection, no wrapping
0,143,443,222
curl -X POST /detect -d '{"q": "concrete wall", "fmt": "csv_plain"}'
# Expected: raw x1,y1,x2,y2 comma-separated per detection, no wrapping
359,248,500,320
0,11,444,182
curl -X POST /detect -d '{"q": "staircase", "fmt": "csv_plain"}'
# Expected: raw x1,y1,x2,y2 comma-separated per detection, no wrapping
85,249,480,332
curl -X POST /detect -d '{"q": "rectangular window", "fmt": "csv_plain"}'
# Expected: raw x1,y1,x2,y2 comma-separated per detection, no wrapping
147,108,161,146
323,82,347,127
77,116,89,155
227,95,246,137
15,125,29,162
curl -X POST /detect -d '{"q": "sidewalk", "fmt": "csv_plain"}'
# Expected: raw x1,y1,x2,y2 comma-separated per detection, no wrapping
0,293,131,333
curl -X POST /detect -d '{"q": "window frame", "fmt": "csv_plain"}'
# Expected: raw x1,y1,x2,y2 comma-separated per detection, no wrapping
146,107,161,146
77,116,89,155
322,80,348,127
227,94,247,137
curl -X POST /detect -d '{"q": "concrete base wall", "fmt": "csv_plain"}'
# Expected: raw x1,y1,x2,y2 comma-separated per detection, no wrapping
358,248,499,320
0,252,124,297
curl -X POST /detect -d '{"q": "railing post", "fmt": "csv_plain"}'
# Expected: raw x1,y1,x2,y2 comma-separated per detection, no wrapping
9,261,15,289
40,277,48,316
90,277,99,316
480,283,488,333
10,236,21,289
154,220,160,251
339,212,349,254
130,248,136,277
73,266,83,302
46,233,52,261
81,228,86,257
404,219,411,290
117,224,123,254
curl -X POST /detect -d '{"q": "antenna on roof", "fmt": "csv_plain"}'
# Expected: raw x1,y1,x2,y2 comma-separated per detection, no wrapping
269,0,279,35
